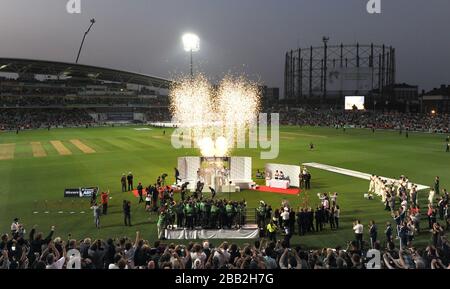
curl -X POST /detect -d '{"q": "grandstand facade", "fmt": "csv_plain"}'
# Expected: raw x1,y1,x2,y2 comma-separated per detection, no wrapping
0,58,172,129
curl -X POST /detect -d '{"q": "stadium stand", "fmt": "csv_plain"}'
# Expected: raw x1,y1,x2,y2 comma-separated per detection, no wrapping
0,58,171,130
266,106,450,133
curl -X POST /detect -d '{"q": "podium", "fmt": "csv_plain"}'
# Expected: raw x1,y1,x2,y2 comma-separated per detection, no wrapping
266,179,290,189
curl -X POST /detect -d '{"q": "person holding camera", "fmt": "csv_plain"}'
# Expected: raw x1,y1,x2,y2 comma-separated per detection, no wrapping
279,248,302,269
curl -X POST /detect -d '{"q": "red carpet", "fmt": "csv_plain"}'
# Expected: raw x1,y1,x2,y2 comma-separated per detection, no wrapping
131,188,180,198
131,189,147,198
251,186,300,195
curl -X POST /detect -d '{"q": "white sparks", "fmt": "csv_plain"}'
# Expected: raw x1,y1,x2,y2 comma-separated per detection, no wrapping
169,74,261,157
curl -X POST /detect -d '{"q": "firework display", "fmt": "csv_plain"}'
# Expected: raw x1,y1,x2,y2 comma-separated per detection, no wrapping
169,74,261,157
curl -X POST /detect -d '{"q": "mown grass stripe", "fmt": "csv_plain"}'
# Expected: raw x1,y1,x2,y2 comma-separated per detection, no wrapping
50,141,72,156
70,139,96,154
0,143,15,160
31,142,47,157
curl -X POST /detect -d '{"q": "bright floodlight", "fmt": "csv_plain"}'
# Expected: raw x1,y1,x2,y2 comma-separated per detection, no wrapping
182,33,200,52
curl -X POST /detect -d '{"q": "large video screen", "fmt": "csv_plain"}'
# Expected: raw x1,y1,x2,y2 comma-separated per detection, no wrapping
345,96,365,110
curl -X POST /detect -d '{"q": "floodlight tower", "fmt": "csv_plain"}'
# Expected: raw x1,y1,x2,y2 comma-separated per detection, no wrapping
322,36,330,102
182,33,200,77
76,18,96,64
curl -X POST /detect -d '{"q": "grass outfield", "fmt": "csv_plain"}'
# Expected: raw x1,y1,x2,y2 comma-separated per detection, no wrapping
0,125,449,249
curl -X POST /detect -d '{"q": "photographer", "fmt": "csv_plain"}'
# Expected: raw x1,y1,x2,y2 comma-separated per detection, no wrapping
176,244,190,266
212,242,230,268
279,248,301,269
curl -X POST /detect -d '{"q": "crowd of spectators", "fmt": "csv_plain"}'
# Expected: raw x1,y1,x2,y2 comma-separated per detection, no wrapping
0,109,95,130
145,109,171,123
1,95,169,108
3,94,450,133
265,106,450,133
2,221,450,269
0,106,172,130
1,170,450,270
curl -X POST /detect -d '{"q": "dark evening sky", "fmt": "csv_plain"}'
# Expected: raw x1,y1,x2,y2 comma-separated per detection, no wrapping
1,0,449,92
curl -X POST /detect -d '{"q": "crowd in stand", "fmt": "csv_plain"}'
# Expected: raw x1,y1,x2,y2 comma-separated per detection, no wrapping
265,106,450,133
0,96,169,107
145,109,171,122
0,107,170,130
0,109,95,130
2,96,450,132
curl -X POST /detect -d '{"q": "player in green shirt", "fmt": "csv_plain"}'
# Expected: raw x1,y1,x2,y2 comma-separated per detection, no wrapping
157,210,167,239
210,202,219,229
184,202,194,229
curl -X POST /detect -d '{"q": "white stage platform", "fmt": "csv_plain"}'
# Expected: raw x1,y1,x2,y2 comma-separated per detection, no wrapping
165,225,259,240
177,156,254,192
266,179,290,189
265,163,301,187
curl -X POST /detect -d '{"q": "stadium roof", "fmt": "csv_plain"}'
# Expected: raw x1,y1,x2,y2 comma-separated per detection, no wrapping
0,58,171,88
